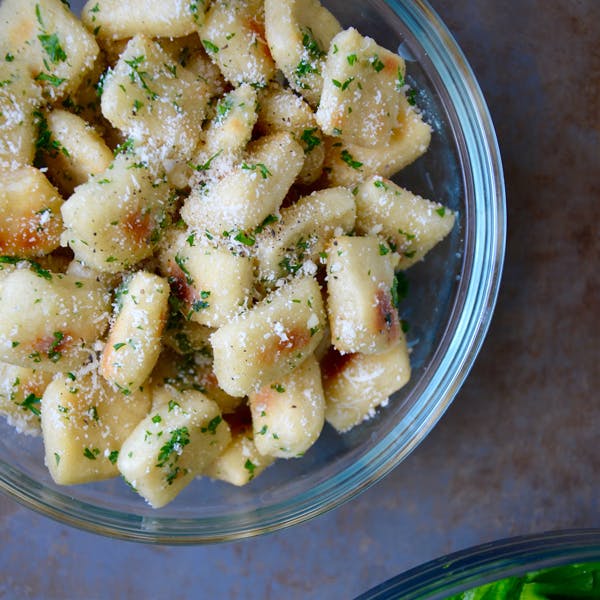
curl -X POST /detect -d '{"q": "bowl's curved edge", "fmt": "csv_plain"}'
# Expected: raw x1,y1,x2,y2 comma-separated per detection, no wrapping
355,529,600,600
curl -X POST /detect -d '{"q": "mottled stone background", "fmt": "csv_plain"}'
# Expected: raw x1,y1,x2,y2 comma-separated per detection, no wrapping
1,1,598,598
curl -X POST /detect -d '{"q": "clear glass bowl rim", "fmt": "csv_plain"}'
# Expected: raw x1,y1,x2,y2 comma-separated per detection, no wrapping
356,529,600,599
0,0,506,543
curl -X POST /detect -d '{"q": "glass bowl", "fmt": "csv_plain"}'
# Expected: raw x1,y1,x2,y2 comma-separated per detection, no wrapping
0,0,505,542
356,530,600,599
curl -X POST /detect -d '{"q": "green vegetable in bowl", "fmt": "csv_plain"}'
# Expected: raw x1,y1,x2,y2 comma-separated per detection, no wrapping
446,562,600,599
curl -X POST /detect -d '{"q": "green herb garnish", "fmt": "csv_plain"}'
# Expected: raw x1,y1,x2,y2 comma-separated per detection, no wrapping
391,273,409,308
124,55,158,100
371,55,385,72
156,427,190,467
241,162,271,179
38,33,67,64
83,447,100,460
244,459,256,479
19,393,41,416
301,27,325,60
300,127,321,153
340,149,363,170
189,150,222,172
202,40,219,54
201,415,222,435
234,231,256,246
33,60,66,87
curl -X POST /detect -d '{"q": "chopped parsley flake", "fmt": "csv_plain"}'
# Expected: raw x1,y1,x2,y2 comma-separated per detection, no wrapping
48,331,64,362
340,149,363,169
215,97,233,122
202,40,219,54
295,59,318,78
96,69,109,97
192,296,210,312
38,33,67,64
201,415,222,435
396,67,405,90
132,98,144,113
34,109,69,160
35,5,67,65
165,466,185,485
332,78,354,90
254,214,279,233
127,161,147,170
189,1,201,23
124,55,158,100
108,450,119,464
300,127,321,153
114,137,135,156
271,383,285,393
115,383,131,396
31,261,51,279
156,427,190,467
371,55,385,72
301,27,325,60
163,62,177,77
35,4,45,28
83,447,100,460
234,231,256,246
19,393,41,416
244,459,256,479
279,256,302,275
241,162,271,179
392,273,409,307
174,254,193,285
189,149,222,172
436,206,446,218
